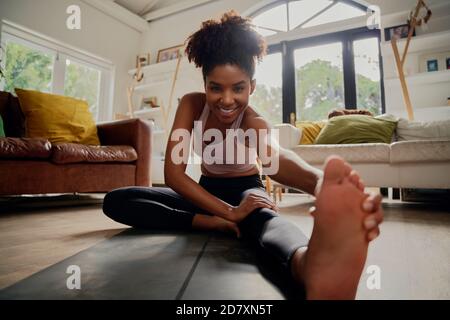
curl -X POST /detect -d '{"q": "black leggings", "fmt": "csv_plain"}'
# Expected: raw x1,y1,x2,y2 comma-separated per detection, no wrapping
103,174,309,271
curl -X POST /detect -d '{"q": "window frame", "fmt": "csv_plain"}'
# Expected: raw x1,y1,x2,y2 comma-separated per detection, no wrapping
0,20,115,122
250,0,369,33
257,28,385,123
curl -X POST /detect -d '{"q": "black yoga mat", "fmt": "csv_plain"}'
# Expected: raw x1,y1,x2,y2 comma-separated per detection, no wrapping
0,229,302,300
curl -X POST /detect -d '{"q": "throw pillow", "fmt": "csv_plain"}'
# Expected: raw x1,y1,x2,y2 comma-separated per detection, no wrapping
328,108,374,119
295,120,327,144
15,88,100,145
396,118,450,141
0,115,5,137
315,115,397,144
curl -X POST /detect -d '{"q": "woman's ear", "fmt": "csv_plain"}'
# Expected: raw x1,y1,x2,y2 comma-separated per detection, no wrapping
250,79,256,95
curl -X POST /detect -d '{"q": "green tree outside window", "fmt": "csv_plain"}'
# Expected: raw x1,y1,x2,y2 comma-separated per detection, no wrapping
3,42,53,93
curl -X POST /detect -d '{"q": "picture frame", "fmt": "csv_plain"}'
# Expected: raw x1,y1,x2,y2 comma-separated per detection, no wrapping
157,45,184,63
446,57,450,70
142,96,159,109
136,53,150,68
427,59,438,72
384,24,415,41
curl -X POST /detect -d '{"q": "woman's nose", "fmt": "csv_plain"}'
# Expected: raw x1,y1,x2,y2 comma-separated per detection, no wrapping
221,92,234,106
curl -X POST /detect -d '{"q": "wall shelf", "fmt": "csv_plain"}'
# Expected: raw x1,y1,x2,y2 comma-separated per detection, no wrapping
382,23,450,121
134,80,170,91
128,57,196,77
384,70,450,86
129,108,162,117
381,29,450,57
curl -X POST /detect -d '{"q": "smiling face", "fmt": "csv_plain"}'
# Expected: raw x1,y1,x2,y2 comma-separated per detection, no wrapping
204,64,256,125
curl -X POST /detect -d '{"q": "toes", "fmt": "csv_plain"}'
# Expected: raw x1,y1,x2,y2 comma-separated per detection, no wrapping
349,170,366,192
372,194,383,210
349,170,360,187
323,156,351,184
358,180,365,191
367,228,380,242
363,210,383,230
362,193,383,213
234,226,241,238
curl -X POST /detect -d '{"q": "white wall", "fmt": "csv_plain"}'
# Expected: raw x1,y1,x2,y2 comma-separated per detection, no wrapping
0,0,142,117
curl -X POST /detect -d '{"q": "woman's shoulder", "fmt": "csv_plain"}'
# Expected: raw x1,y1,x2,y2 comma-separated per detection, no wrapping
242,105,272,130
179,92,206,120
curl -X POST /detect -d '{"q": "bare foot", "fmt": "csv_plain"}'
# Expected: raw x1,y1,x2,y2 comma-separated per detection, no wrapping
213,216,241,238
315,162,384,242
301,156,371,299
192,214,241,238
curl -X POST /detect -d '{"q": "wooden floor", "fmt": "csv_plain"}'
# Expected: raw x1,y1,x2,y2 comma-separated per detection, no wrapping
0,193,449,299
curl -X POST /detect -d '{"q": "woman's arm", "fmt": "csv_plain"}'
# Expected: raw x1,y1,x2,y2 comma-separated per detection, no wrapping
248,116,323,195
164,93,237,220
271,149,323,196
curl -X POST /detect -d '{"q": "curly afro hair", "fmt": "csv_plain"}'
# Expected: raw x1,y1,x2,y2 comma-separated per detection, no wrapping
185,10,267,80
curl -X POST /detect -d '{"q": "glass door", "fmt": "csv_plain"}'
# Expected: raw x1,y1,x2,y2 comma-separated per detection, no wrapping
353,37,382,115
294,42,345,121
250,52,283,125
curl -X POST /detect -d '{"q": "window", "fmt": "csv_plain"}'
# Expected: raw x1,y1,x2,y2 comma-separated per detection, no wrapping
0,21,114,121
3,40,55,94
302,2,365,28
353,37,382,115
252,0,366,34
248,1,385,123
250,52,283,125
294,42,345,121
64,59,102,120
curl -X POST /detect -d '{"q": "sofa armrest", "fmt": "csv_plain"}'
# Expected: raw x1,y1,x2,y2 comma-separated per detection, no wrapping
273,123,302,149
97,118,151,186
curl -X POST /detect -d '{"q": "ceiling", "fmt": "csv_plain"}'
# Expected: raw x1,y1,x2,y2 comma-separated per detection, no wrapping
114,0,181,17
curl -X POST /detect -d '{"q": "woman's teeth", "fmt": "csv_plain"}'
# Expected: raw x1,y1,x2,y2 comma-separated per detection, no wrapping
220,107,237,114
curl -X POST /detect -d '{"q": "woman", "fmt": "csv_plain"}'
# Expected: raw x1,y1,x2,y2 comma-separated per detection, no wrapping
103,11,383,299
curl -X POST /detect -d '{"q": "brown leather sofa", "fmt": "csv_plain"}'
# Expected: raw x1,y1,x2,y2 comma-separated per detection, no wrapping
0,91,152,196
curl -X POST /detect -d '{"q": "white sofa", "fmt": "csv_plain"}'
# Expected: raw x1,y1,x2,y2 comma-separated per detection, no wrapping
275,123,450,189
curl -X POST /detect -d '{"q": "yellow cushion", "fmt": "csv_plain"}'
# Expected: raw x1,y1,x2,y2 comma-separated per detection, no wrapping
295,120,327,144
16,89,100,145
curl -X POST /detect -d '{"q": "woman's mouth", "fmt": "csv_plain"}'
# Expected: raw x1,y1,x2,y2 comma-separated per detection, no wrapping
218,106,239,116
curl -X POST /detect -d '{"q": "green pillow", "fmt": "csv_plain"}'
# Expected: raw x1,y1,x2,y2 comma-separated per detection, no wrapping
314,115,397,144
0,115,5,137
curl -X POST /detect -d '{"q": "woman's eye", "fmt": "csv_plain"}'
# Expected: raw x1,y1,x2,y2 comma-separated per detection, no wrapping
210,86,221,92
233,87,244,93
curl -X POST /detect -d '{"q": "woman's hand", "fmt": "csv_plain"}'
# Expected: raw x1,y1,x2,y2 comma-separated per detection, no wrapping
229,192,278,223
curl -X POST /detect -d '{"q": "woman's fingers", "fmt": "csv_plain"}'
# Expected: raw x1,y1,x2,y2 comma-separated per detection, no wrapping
251,201,272,210
246,194,275,206
253,198,277,209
